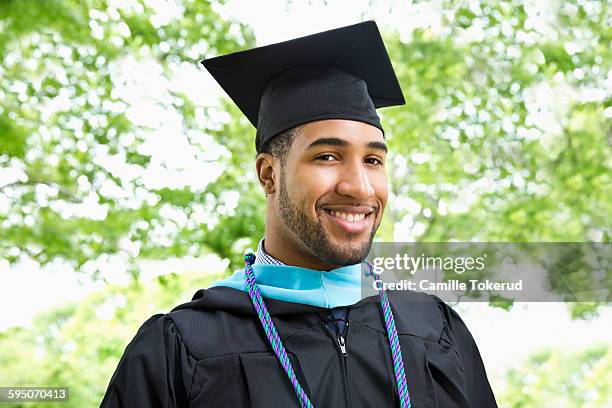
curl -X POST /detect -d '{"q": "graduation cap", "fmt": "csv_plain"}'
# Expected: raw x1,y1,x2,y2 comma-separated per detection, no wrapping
201,20,405,153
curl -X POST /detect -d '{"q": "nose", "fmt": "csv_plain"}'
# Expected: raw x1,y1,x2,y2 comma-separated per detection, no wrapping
336,159,375,200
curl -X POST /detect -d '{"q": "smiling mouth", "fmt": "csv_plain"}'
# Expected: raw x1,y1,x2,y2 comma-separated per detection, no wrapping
321,207,376,234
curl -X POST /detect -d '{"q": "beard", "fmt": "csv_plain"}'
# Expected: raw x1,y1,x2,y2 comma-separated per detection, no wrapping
277,171,377,266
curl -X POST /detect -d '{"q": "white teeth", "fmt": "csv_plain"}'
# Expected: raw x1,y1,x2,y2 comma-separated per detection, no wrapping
328,211,366,222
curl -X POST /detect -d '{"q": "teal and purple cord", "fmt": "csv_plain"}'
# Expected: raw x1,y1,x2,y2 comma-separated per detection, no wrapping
372,263,411,408
244,253,312,408
243,253,411,408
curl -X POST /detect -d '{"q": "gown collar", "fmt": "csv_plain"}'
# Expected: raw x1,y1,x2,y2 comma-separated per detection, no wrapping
210,259,365,309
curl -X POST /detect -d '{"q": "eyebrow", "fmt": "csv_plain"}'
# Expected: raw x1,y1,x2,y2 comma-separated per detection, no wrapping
306,137,388,153
368,141,388,154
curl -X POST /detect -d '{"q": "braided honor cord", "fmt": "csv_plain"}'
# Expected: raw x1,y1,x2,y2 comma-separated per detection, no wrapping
243,253,313,408
370,263,411,408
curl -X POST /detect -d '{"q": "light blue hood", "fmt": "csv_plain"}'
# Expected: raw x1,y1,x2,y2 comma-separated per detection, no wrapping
210,262,365,309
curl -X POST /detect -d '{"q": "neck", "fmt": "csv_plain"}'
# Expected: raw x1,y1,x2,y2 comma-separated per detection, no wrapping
263,229,343,271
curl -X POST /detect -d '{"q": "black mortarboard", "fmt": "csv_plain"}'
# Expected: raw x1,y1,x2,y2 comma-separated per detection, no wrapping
200,20,405,153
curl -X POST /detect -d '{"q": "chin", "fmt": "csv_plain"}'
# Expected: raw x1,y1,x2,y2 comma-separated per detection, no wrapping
331,237,367,249
323,236,372,263
328,231,371,246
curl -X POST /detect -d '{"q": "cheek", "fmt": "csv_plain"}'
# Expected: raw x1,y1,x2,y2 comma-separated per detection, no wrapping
293,168,337,207
373,173,389,205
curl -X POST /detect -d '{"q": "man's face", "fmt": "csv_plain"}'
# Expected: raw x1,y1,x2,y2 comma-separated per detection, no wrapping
276,119,388,266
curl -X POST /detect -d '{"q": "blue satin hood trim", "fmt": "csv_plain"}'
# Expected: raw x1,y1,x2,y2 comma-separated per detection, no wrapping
209,262,364,309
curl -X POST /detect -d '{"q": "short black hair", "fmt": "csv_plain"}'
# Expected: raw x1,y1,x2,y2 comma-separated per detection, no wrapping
257,125,302,163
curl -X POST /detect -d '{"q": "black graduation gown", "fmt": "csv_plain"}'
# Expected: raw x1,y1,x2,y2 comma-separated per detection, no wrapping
100,286,498,407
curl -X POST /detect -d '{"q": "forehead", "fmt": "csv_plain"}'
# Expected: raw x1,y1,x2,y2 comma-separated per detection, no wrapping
292,119,385,149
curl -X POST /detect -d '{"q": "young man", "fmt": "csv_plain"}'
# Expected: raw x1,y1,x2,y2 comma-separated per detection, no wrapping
101,21,498,407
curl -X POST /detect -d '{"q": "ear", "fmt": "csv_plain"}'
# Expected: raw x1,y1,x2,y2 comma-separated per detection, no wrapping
255,153,277,194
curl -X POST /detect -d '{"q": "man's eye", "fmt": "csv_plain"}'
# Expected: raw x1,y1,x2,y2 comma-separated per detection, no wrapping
316,154,337,161
365,157,384,166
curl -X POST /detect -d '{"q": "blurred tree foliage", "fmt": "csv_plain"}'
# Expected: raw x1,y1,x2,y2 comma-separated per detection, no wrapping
0,0,611,405
377,0,611,316
382,0,610,244
498,345,612,407
0,0,258,276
